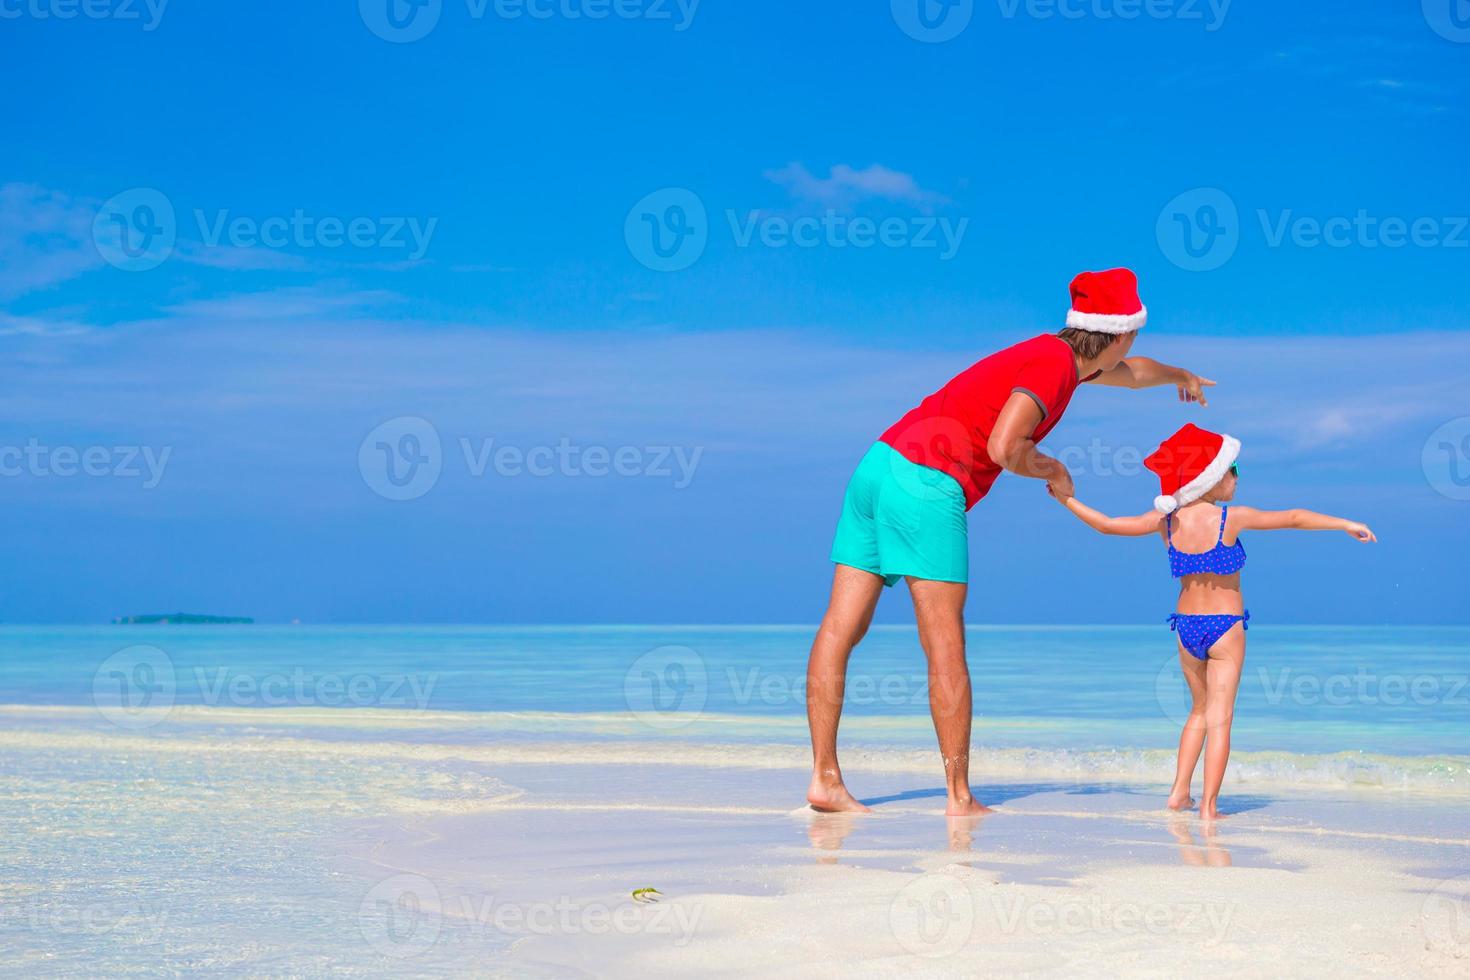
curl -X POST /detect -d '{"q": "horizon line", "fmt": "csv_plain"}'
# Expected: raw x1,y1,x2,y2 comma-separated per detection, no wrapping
0,622,1464,630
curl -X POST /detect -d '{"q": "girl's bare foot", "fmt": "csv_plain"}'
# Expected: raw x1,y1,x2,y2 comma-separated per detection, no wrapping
945,794,994,817
1166,792,1196,811
1199,800,1225,820
807,774,872,813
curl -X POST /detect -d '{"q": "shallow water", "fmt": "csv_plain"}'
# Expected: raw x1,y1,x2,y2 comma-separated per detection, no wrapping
2,625,1467,974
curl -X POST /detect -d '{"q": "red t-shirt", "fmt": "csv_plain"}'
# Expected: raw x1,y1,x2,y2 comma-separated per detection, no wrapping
880,334,1091,509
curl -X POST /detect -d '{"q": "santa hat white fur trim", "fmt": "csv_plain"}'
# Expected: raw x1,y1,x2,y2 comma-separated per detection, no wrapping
1153,434,1241,515
1065,306,1147,335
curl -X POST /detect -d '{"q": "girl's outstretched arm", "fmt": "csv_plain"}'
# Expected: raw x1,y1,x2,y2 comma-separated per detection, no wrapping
1049,488,1165,537
1230,506,1377,542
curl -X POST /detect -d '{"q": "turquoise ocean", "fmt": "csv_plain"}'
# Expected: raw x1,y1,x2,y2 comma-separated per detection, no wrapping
4,623,1467,758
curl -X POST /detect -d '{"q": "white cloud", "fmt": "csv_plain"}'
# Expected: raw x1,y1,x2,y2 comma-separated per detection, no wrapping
1,291,1465,493
174,241,315,272
160,286,405,321
763,162,950,211
0,312,92,337
0,183,106,299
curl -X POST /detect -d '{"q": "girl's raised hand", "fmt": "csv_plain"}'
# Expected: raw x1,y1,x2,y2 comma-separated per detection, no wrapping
1344,522,1377,543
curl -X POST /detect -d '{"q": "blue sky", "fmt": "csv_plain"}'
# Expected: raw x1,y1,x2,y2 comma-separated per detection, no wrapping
1,1,1467,623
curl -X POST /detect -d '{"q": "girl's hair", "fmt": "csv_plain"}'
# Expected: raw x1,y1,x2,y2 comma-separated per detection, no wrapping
1057,327,1134,361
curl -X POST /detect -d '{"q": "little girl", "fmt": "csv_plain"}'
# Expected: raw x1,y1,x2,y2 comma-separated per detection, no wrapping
1050,423,1376,820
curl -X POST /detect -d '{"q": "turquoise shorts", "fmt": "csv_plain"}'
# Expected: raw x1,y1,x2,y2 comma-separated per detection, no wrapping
830,442,968,587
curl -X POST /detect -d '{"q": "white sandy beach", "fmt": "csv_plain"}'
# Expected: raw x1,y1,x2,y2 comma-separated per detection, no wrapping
3,706,1468,976
359,763,1470,977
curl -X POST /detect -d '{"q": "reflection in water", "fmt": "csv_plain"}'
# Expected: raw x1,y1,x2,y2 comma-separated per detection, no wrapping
807,812,857,863
946,814,987,855
1168,815,1232,867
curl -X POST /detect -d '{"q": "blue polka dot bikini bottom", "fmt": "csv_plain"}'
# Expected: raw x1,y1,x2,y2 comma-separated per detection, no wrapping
1167,611,1250,661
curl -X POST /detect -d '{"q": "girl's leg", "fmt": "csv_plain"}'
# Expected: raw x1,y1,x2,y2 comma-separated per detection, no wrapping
1200,625,1247,820
1167,644,1208,810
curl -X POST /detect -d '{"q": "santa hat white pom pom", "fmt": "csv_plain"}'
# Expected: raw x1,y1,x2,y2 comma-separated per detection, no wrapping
1154,495,1179,515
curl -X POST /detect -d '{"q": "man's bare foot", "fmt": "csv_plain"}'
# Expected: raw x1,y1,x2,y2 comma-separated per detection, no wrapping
807,774,871,813
1166,792,1195,811
1199,801,1225,820
945,795,994,817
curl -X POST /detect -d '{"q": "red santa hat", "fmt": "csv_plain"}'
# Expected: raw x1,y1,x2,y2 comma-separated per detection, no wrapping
1144,423,1241,515
1066,268,1147,334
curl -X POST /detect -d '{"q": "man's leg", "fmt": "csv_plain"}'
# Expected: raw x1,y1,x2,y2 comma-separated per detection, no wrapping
908,577,991,816
805,563,885,812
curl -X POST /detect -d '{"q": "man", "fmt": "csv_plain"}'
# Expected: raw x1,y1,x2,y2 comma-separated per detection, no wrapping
805,268,1215,814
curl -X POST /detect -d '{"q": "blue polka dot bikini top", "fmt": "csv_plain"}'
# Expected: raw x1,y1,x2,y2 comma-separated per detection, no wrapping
1167,506,1246,578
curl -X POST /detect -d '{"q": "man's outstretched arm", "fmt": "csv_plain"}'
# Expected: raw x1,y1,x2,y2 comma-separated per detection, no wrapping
1088,357,1216,406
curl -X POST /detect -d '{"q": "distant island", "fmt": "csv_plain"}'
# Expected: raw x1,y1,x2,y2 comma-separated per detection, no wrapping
113,613,254,625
